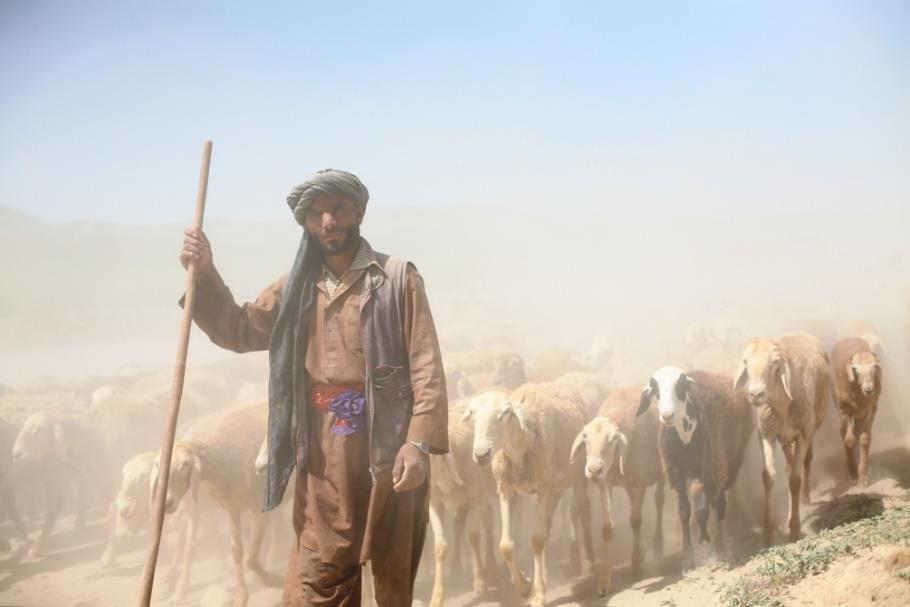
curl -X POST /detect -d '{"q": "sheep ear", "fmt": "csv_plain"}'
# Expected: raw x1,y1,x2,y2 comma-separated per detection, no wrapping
846,363,856,383
733,361,748,392
149,462,159,506
460,405,473,424
513,406,531,433
780,360,794,401
570,431,586,463
52,422,69,463
615,432,629,476
636,381,655,416
190,455,202,503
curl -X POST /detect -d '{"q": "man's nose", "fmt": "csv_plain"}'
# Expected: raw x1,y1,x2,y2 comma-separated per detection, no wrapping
322,212,336,231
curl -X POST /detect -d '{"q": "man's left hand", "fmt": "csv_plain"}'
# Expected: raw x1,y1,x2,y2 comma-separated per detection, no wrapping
392,442,428,492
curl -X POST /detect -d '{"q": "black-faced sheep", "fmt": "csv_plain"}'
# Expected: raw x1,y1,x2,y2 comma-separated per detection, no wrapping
638,368,753,571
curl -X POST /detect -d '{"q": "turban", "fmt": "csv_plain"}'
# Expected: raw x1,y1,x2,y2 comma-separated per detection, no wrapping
286,169,370,226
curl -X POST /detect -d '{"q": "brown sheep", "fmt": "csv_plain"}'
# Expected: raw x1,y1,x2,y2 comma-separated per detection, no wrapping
734,332,830,544
831,337,882,487
570,387,664,595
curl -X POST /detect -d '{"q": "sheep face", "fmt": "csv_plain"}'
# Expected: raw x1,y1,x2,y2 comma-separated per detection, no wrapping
463,391,516,465
12,412,63,463
734,341,794,405
115,455,153,538
571,417,627,481
151,446,201,514
490,354,527,391
848,351,880,397
637,366,698,444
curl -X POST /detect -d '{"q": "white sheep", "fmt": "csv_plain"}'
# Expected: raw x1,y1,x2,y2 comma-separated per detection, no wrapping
464,384,593,607
10,393,160,556
152,402,283,607
831,337,882,486
734,332,830,544
428,398,498,607
99,450,156,566
570,387,665,595
638,368,753,571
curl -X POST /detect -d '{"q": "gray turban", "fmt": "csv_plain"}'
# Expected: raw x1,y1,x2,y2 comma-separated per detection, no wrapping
286,169,369,226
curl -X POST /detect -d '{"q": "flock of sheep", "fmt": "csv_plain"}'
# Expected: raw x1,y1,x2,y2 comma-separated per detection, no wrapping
0,325,886,607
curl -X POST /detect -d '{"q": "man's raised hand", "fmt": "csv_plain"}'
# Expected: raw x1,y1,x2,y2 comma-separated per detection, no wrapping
179,228,214,275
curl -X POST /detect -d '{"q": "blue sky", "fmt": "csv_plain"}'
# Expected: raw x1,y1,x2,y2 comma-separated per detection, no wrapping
1,1,907,223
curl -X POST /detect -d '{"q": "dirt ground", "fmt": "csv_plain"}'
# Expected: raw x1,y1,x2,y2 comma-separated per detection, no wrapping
2,437,908,607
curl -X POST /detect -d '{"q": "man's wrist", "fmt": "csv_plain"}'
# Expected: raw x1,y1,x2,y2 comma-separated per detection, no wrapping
407,440,431,455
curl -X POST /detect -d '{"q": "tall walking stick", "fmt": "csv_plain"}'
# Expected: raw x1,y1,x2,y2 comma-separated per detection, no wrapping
138,141,212,607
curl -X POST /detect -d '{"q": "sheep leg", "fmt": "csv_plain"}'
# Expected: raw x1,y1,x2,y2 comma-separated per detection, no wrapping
1,489,27,541
172,510,199,604
530,491,557,607
857,407,877,487
596,482,615,597
713,492,727,557
245,513,283,587
162,514,187,597
839,410,858,481
760,433,776,546
224,510,249,607
652,481,665,558
30,479,63,558
800,441,814,504
99,501,118,566
692,479,710,544
673,478,695,572
498,492,531,597
571,482,594,577
450,503,467,577
466,504,490,595
784,437,804,541
481,500,497,580
428,499,447,607
626,484,646,575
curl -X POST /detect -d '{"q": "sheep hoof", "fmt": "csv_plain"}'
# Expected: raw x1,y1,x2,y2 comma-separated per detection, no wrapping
515,574,532,597
681,552,696,573
596,577,612,597
530,593,546,607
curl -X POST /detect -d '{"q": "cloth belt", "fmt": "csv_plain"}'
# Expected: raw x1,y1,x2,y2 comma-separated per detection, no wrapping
309,383,366,411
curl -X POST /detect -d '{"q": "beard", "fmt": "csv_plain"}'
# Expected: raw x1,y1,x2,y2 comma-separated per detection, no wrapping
313,224,360,256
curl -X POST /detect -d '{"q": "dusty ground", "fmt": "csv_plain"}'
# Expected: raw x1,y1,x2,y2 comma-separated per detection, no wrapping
2,440,907,607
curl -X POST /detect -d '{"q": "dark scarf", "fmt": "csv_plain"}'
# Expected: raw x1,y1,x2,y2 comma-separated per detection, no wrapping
264,231,317,509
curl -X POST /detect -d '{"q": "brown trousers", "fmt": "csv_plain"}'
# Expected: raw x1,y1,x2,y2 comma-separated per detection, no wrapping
282,407,429,607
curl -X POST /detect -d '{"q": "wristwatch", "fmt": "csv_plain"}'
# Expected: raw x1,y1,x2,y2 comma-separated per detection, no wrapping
408,440,431,455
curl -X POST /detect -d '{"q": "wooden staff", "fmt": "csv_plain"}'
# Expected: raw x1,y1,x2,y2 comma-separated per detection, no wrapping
138,140,212,607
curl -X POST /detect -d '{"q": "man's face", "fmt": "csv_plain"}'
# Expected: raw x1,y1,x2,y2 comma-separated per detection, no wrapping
304,192,363,255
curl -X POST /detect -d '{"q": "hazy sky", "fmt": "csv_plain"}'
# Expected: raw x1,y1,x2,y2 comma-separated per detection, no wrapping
1,1,907,224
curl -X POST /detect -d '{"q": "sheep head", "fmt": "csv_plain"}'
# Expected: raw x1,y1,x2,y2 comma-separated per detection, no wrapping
150,444,201,514
12,411,69,464
571,417,628,481
637,366,698,444
490,353,527,391
848,351,880,397
463,391,522,465
734,340,793,405
115,453,154,538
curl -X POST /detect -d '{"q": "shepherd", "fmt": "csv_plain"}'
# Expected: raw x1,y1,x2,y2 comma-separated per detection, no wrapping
178,168,449,606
